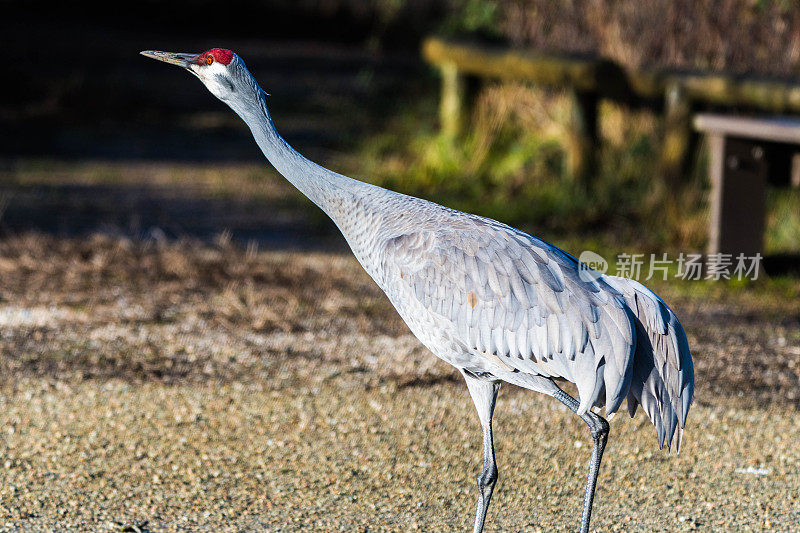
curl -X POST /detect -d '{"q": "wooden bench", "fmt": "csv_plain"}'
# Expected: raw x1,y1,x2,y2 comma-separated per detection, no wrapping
694,114,800,257
423,37,800,187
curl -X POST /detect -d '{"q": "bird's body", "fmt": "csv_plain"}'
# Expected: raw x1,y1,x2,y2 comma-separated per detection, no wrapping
143,48,694,533
254,139,692,447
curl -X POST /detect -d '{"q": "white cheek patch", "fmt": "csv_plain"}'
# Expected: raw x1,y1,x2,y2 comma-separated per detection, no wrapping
205,62,229,76
193,62,234,100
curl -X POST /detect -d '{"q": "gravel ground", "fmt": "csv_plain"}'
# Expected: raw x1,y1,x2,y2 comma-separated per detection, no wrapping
1,233,799,531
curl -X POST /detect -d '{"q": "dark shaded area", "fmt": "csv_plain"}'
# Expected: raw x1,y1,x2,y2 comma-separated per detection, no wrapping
2,3,435,244
0,182,339,249
394,373,462,389
763,254,800,276
5,1,448,53
3,20,428,161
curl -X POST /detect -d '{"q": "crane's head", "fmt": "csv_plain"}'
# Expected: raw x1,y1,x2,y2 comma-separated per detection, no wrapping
140,48,262,106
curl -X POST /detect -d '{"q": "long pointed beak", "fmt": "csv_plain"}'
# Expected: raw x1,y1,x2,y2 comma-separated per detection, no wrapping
140,50,198,67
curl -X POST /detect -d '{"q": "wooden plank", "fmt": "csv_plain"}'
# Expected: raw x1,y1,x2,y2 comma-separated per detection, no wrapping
423,37,599,92
695,114,800,144
424,38,800,112
679,75,800,113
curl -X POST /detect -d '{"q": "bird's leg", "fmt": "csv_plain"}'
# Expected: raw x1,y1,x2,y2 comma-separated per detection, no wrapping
552,387,610,533
462,371,501,533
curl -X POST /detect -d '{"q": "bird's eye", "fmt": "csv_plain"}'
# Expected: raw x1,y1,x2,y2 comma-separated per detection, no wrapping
205,55,214,65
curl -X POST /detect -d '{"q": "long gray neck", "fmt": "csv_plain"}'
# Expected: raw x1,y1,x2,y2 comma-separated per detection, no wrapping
219,69,398,277
230,86,373,217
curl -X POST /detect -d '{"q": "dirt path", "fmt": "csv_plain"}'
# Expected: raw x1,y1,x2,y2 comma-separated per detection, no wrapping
1,233,799,531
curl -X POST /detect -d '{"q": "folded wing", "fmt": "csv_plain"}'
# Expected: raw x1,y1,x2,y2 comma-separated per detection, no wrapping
380,217,637,416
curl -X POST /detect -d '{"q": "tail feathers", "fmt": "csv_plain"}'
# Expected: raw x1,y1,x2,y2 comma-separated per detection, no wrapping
610,278,695,452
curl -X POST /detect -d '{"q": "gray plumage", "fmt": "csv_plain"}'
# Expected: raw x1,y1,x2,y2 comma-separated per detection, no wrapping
380,213,692,447
142,48,695,533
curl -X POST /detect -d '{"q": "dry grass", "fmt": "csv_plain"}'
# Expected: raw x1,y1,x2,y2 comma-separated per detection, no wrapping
0,233,430,389
1,232,797,404
3,160,298,203
498,0,800,77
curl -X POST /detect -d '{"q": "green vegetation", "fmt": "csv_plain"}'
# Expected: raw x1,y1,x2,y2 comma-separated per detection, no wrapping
439,0,501,38
339,78,797,264
347,85,706,252
767,188,800,254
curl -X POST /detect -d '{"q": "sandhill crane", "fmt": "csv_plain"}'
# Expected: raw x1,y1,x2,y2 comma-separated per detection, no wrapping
142,48,694,533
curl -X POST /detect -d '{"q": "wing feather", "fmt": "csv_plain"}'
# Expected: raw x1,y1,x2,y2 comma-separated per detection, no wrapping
380,219,639,418
606,277,694,451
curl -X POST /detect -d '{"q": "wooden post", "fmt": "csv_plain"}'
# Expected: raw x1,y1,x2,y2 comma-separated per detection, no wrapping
791,153,800,188
660,81,693,187
565,90,599,185
440,61,466,140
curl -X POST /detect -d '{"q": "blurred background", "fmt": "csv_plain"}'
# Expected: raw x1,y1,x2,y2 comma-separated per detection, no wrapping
2,1,800,530
4,0,800,253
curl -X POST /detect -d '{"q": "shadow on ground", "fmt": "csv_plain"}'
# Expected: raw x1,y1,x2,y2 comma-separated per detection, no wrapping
0,181,340,250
